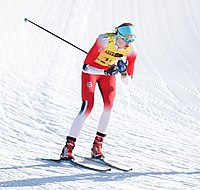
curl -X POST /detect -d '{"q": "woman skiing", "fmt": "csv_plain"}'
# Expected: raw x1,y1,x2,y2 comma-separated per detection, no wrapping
60,23,137,160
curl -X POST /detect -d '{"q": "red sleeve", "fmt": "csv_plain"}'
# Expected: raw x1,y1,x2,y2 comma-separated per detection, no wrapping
126,48,137,76
84,37,106,65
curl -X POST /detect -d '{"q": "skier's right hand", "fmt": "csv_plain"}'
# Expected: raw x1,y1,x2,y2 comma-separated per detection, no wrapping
104,65,118,76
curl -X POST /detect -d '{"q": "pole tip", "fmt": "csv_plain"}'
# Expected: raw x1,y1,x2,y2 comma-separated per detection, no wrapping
24,18,28,22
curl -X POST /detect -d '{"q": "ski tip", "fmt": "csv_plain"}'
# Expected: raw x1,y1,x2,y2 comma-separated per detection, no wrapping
24,18,28,22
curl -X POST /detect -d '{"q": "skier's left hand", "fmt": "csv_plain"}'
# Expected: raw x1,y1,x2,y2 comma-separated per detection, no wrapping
117,59,127,73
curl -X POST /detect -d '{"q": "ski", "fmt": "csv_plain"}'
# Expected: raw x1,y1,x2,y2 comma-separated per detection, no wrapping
41,158,111,172
82,157,132,172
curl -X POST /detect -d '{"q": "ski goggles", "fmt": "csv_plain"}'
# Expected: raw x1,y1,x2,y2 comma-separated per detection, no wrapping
118,31,136,43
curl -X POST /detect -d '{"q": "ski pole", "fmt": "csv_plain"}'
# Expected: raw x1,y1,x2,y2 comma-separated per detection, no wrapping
24,18,88,54
24,18,111,67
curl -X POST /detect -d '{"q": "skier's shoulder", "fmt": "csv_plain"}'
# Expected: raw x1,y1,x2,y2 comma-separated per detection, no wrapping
96,33,110,48
97,33,110,41
96,33,117,49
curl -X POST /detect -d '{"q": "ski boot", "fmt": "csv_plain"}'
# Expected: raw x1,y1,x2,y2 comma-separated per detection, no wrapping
60,136,76,160
91,132,106,159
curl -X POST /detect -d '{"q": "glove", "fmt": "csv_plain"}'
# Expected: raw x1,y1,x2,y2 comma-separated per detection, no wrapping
117,59,127,73
104,65,118,76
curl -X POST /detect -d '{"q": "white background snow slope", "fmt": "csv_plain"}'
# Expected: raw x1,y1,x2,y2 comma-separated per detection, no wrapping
0,0,200,189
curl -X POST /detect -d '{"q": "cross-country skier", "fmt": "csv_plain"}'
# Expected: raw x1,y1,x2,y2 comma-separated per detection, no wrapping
60,23,137,160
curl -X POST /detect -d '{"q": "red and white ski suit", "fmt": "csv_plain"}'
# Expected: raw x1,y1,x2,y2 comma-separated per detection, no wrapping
68,33,137,138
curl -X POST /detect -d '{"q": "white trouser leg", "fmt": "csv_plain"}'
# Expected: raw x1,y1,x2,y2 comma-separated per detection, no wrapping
68,101,88,138
68,114,87,138
97,108,112,135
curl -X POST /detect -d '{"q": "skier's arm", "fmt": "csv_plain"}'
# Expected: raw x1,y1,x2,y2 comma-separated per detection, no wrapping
119,47,137,85
84,35,107,66
126,47,137,77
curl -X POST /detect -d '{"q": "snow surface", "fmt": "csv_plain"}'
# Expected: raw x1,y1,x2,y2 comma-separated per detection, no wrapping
0,0,200,189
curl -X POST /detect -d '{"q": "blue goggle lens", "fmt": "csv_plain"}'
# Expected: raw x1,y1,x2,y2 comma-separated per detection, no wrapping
118,31,135,43
121,37,135,43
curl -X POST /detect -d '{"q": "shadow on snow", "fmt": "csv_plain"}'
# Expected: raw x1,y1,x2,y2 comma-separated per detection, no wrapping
0,160,200,188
